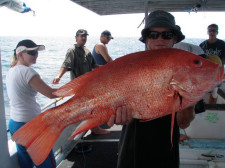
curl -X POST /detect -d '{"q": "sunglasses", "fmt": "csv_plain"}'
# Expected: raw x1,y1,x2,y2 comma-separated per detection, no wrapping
208,29,218,33
26,50,38,56
147,31,175,40
104,36,111,40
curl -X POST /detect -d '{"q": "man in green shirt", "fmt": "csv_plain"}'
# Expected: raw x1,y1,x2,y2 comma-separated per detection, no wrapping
53,29,98,82
53,29,110,135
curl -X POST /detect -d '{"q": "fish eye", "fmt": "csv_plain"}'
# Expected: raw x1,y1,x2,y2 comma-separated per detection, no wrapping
193,59,202,68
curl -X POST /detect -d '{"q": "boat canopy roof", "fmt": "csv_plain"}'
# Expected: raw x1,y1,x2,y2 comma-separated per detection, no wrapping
71,0,225,15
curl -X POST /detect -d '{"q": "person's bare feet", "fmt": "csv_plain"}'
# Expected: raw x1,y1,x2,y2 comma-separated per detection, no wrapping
209,94,217,104
180,134,189,141
91,126,110,135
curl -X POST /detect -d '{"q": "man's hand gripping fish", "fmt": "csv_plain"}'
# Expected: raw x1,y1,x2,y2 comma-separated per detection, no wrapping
12,48,224,165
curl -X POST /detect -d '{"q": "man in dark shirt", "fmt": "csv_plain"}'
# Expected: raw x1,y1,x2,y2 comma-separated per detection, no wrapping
92,30,113,65
199,24,225,104
200,24,225,64
117,10,195,168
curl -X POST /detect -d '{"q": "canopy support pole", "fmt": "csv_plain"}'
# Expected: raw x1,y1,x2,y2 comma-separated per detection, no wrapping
144,1,149,49
145,1,148,23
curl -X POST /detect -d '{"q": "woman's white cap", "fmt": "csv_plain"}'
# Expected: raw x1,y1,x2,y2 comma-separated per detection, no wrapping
15,39,45,55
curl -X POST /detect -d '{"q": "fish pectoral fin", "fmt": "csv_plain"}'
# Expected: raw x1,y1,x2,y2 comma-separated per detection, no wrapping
170,109,176,149
168,90,181,149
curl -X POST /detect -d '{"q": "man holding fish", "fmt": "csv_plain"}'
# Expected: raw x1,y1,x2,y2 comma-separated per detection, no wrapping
116,10,196,168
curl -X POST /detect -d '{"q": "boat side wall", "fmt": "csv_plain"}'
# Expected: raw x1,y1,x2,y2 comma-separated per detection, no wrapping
0,48,19,167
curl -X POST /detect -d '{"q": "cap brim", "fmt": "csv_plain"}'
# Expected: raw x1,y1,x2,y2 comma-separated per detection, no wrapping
26,45,45,51
16,45,45,54
77,33,89,36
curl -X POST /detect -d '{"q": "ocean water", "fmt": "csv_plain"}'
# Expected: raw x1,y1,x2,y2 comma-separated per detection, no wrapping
0,36,205,129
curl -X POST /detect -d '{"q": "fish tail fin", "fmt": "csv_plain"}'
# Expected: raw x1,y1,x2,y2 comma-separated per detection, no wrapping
27,126,62,166
12,112,47,147
12,109,64,166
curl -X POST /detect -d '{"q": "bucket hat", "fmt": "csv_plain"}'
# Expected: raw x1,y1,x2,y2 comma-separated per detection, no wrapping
139,10,185,43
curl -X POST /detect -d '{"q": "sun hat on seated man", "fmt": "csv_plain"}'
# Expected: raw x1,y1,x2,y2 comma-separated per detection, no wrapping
139,10,185,43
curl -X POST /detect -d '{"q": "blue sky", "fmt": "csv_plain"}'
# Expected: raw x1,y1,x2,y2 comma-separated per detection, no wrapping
0,0,225,39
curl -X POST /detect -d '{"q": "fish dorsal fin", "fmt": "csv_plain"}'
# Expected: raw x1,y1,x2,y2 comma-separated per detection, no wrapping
53,71,94,97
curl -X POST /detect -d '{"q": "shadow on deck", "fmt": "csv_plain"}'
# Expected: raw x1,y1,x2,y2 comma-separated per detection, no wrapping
57,131,121,168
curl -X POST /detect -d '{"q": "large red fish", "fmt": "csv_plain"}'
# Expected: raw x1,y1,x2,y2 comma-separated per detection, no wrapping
12,48,224,165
